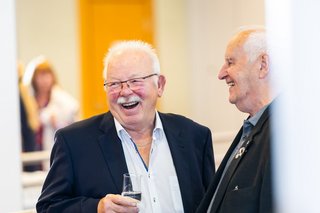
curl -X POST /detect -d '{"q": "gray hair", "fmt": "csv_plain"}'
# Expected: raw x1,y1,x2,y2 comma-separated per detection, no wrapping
244,31,267,62
102,40,160,80
237,26,268,62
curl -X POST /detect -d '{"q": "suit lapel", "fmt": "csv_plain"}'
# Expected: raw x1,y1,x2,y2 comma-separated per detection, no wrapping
210,134,249,212
159,113,193,210
98,113,128,193
211,106,271,212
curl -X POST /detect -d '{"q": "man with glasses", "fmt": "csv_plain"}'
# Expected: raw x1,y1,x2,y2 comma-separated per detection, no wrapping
37,40,215,213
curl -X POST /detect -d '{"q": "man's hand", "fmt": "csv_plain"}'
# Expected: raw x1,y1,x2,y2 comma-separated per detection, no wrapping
97,194,139,213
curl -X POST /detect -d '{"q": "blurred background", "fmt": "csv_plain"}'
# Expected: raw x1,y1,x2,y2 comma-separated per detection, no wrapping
2,0,265,211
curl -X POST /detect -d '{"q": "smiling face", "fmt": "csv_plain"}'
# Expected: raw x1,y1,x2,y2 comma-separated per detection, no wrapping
106,49,165,131
218,35,265,114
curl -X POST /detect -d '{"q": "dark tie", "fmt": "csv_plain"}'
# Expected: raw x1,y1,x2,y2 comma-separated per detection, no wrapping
208,120,253,213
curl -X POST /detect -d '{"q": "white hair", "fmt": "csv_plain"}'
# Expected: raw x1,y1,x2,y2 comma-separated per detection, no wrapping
238,26,268,62
102,40,160,80
244,31,267,62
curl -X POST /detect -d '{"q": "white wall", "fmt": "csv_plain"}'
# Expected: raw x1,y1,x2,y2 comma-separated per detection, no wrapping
154,0,265,158
0,0,24,212
153,0,191,116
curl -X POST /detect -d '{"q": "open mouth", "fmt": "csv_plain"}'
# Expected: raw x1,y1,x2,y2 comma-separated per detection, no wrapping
121,101,139,109
117,95,142,110
227,81,235,87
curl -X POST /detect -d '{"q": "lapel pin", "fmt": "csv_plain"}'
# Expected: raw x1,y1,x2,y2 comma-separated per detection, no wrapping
235,147,245,159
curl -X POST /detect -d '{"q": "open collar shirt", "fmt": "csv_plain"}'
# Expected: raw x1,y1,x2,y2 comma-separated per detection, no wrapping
114,111,184,213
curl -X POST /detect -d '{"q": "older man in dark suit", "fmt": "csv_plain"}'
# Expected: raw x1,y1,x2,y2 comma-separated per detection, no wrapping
197,27,276,213
37,40,215,213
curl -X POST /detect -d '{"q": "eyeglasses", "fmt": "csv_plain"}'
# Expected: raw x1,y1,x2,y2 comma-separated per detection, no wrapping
104,73,159,93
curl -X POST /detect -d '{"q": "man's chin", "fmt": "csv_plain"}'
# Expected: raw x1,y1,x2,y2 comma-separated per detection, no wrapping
229,97,236,104
120,115,142,126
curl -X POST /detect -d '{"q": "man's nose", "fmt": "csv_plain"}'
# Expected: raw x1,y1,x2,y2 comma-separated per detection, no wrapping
119,82,133,95
218,65,227,80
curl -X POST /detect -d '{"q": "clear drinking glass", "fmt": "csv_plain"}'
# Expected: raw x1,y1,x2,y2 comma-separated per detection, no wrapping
121,173,142,201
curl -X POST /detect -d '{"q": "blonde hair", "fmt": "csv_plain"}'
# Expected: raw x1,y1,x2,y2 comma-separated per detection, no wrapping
18,62,40,131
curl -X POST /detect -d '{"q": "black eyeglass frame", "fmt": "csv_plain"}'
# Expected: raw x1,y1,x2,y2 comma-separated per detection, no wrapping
103,73,159,90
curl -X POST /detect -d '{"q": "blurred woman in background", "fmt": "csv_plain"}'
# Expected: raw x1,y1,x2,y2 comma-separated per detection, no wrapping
18,61,40,171
24,56,79,170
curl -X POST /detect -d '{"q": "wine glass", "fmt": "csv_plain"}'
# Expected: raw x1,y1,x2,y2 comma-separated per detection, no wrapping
121,173,142,201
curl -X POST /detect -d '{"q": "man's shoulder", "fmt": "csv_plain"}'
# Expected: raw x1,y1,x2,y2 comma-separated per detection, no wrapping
158,112,210,130
57,112,112,134
159,112,192,122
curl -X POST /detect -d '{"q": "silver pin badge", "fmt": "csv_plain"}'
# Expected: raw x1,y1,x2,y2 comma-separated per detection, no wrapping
235,147,245,159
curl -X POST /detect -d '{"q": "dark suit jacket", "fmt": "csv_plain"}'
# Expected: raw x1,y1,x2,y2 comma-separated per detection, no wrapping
197,105,273,213
37,112,215,213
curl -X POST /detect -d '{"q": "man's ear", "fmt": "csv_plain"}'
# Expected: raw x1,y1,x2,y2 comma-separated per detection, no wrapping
157,74,166,97
259,54,269,79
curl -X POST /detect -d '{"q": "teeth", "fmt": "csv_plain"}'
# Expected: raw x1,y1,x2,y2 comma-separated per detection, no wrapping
122,102,138,107
227,82,235,87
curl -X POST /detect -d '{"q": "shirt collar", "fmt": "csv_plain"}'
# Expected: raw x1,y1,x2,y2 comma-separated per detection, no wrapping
247,104,269,127
114,111,164,142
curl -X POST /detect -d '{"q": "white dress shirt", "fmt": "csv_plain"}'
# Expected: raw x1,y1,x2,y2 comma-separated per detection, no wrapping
114,111,184,213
